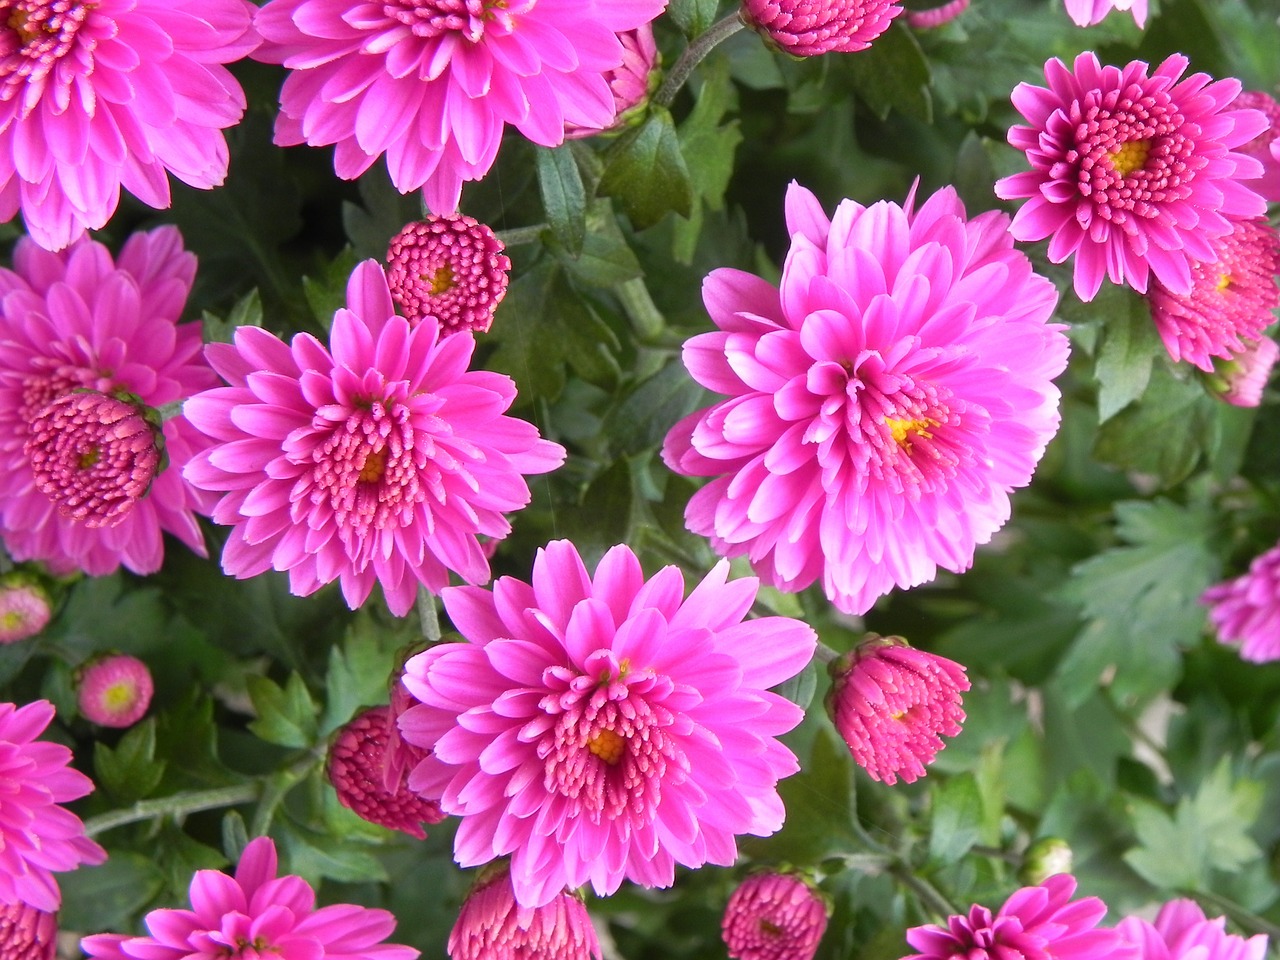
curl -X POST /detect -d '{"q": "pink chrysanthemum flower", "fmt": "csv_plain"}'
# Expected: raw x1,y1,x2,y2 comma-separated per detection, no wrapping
253,0,668,215
76,654,154,728
0,576,50,644
662,182,1068,615
903,874,1135,960
827,635,969,785
1147,218,1280,372
81,836,420,960
1062,0,1147,28
564,24,658,140
183,260,564,617
0,0,258,252
1118,899,1267,960
904,0,969,30
327,705,445,838
722,872,829,960
1201,541,1280,662
399,540,817,908
0,901,56,960
996,53,1269,302
1210,336,1279,408
0,699,106,912
0,228,216,577
1232,91,1280,203
448,863,602,960
741,0,902,56
386,216,510,335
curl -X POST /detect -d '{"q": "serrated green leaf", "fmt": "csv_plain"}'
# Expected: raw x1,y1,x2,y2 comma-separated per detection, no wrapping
599,108,695,230
536,145,586,257
667,0,721,36
674,57,743,263
1094,288,1161,422
603,359,710,457
57,854,166,933
929,773,983,865
841,24,932,122
320,609,416,735
202,288,263,344
279,822,389,885
247,672,318,749
159,824,229,898
94,718,166,802
302,247,360,330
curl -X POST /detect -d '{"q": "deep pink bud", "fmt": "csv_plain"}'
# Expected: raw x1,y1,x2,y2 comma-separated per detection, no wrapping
564,25,659,139
740,0,903,56
1202,541,1280,662
826,634,969,785
1209,337,1279,408
77,654,154,728
448,864,602,960
1233,90,1280,202
0,577,51,645
905,0,969,29
722,872,829,960
0,901,56,960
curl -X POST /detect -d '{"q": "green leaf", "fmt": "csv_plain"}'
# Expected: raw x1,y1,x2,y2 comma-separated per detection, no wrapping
278,821,390,886
553,205,643,288
929,773,984,864
487,262,568,402
247,672,319,749
667,0,721,36
841,24,932,122
222,810,250,862
94,718,167,802
536,145,587,257
57,854,167,933
1093,287,1161,422
560,457,636,563
599,108,695,230
674,57,743,263
320,609,417,735
343,165,424,261
302,247,361,330
202,288,263,344
603,359,710,457
774,656,819,711
158,824,229,899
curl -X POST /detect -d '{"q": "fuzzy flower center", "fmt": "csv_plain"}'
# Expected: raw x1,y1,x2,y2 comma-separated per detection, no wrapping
102,681,136,711
386,215,511,335
382,0,534,42
0,0,91,91
1107,138,1151,176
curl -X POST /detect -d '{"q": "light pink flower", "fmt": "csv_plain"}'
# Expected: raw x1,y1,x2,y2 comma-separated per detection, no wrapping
0,576,50,644
996,53,1268,302
0,228,216,577
327,705,445,838
905,0,969,30
1118,900,1267,960
0,900,56,960
0,0,258,252
722,872,828,960
1212,336,1279,408
182,260,564,617
399,540,817,908
0,699,106,912
1201,540,1280,662
1232,90,1280,203
81,836,420,960
1062,0,1147,28
253,0,668,215
827,635,969,785
564,25,658,140
448,863,602,960
386,215,510,336
741,0,902,56
1147,218,1280,372
76,654,154,728
903,874,1135,960
662,182,1068,615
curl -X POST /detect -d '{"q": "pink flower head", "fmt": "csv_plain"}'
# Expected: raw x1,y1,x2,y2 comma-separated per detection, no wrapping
0,0,258,252
0,576,50,644
0,699,106,912
564,24,658,139
722,871,829,960
903,874,1134,960
827,635,969,785
399,540,817,908
1201,540,1280,662
448,863,602,960
253,0,668,215
1148,218,1280,372
1210,336,1279,408
182,260,565,617
1232,90,1280,202
76,654,154,728
1062,0,1147,28
81,836,420,960
327,705,445,839
386,215,510,336
0,228,215,577
741,0,902,56
905,0,969,30
25,391,163,528
996,53,1269,302
0,901,56,960
1117,900,1267,960
662,182,1068,615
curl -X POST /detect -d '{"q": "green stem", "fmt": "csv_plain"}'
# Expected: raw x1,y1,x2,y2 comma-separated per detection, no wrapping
814,642,841,666
83,783,259,838
495,224,547,247
417,586,441,644
654,13,747,109
892,865,961,920
614,278,666,343
156,400,186,422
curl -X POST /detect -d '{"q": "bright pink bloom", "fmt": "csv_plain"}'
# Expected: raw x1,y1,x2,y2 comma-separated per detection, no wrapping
0,228,215,577
827,635,969,785
81,836,419,960
76,654,154,728
564,25,658,139
903,874,1134,960
253,0,668,215
0,699,106,912
1062,0,1147,28
0,576,50,644
741,0,902,56
663,182,1068,615
0,0,258,252
448,863,602,960
1212,336,1279,408
386,215,510,335
1231,91,1280,203
722,872,828,960
182,260,564,617
327,705,445,839
1201,541,1280,662
996,53,1268,302
905,0,969,30
0,901,56,960
1118,900,1267,960
1148,218,1280,372
399,540,817,908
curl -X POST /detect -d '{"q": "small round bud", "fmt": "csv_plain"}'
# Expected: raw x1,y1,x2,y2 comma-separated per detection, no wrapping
0,576,52,645
1019,838,1075,886
77,654,154,728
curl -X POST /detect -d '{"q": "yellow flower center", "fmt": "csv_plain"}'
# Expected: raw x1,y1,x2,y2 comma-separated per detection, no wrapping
103,681,136,711
587,729,626,765
7,7,42,43
425,266,454,296
1216,272,1232,292
1108,139,1151,177
885,416,936,448
358,447,387,484
78,445,101,469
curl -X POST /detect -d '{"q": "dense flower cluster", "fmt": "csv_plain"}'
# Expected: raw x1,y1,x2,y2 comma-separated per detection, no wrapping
448,864,602,960
741,0,902,56
722,872,829,960
385,216,510,336
0,901,56,960
1201,540,1280,662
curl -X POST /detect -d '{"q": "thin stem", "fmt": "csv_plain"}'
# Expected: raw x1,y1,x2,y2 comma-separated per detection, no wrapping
614,278,665,343
417,586,441,644
892,865,962,920
814,642,841,666
156,400,185,422
653,13,746,109
495,224,547,247
84,783,259,838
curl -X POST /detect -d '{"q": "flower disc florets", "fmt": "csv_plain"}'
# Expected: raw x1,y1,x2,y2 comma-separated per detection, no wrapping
741,0,902,56
722,871,829,960
0,901,56,960
386,216,510,335
399,540,817,908
448,863,602,960
76,654,154,728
